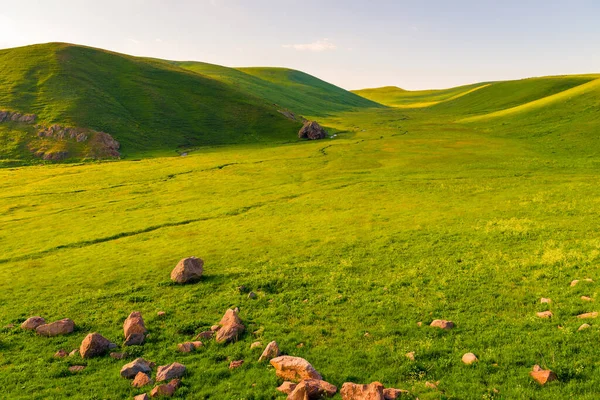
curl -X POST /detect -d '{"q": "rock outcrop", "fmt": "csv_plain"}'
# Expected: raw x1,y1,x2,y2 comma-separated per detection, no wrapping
170,257,204,283
298,121,327,140
270,356,322,382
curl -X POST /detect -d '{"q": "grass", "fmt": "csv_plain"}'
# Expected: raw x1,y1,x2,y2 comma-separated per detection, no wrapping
1,46,600,399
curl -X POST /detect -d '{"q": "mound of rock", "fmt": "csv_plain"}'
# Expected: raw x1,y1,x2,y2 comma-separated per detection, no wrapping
124,311,147,346
170,257,204,283
80,332,112,358
298,121,327,140
215,308,245,343
36,318,75,336
270,356,322,382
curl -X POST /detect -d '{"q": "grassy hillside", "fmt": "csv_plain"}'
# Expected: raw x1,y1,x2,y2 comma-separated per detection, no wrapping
176,62,384,117
0,43,303,163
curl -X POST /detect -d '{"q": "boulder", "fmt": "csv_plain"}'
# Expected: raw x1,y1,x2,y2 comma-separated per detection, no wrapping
577,312,598,319
383,388,410,399
425,381,439,389
270,356,322,382
340,382,385,400
194,330,214,340
298,121,327,140
134,394,149,400
530,367,558,385
581,296,593,302
124,312,147,345
80,332,112,358
405,352,415,361
132,371,153,388
430,320,454,329
462,353,478,365
36,318,75,336
69,365,86,373
540,298,551,304
54,349,68,358
120,358,152,379
170,257,204,283
151,379,180,397
157,311,166,317
111,352,126,359
288,379,337,399
277,381,298,395
229,360,244,369
156,362,186,382
177,341,203,353
578,323,591,331
21,316,46,330
215,308,245,343
250,341,262,350
258,340,280,362
536,311,553,318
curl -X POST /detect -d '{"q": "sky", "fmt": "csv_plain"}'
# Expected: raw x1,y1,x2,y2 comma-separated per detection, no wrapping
0,0,599,90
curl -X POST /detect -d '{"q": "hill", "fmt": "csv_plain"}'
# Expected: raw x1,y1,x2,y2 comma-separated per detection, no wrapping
0,43,304,164
174,62,384,117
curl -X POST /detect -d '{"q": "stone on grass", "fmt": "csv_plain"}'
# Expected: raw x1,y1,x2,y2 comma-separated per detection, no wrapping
570,280,580,287
69,365,86,373
80,332,112,358
215,308,245,344
120,358,152,379
577,312,598,319
132,371,153,388
125,333,145,346
111,352,125,359
277,381,298,395
250,341,262,350
578,323,591,331
540,298,551,304
288,379,337,399
35,318,74,336
425,381,439,389
248,291,257,299
69,349,79,357
194,331,213,340
536,311,553,318
156,362,186,382
462,353,478,365
298,121,327,140
124,312,147,345
21,316,46,330
54,349,68,358
170,256,203,283
530,366,557,385
157,311,166,317
229,360,244,369
405,352,415,361
151,379,180,398
210,325,220,332
177,341,202,353
581,296,593,302
258,340,280,362
134,394,149,400
430,320,454,329
340,382,385,400
270,356,322,382
383,388,410,399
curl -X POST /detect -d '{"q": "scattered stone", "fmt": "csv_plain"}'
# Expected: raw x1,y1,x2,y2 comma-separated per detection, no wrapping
425,381,439,390
215,308,245,343
69,365,86,373
416,321,422,327
157,311,166,317
151,379,180,397
36,318,75,336
69,349,79,357
124,312,147,346
170,256,204,284
430,319,454,329
536,311,553,318
134,394,149,400
110,352,125,359
177,341,203,353
298,121,327,140
277,381,298,395
270,356,322,382
80,332,112,358
132,371,153,388
194,331,213,340
540,298,551,304
571,280,580,287
120,358,152,379
578,323,591,331
340,382,385,400
248,291,257,299
156,362,186,382
54,349,68,358
250,341,262,350
577,312,598,319
405,352,415,361
258,340,280,362
530,366,558,385
289,379,337,399
462,353,478,365
21,316,46,330
581,296,593,302
229,360,244,369
383,388,410,399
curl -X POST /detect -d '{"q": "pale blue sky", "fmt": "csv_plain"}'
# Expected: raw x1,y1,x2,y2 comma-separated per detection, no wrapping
0,0,599,90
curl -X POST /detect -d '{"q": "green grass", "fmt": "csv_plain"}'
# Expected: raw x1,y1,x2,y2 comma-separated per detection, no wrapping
2,45,600,399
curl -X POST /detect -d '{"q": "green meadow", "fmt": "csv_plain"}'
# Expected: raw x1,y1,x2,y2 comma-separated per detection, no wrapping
1,44,600,399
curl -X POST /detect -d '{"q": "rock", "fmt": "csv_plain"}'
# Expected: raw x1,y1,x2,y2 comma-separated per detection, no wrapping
578,323,591,331
536,311,553,318
405,352,415,361
340,382,385,400
124,312,147,345
177,341,202,353
170,256,204,283
289,379,337,399
80,332,112,358
250,341,262,350
109,342,118,349
571,279,580,287
156,362,186,382
4,323,15,329
430,319,454,329
69,365,86,373
298,121,327,140
277,381,298,395
134,394,149,400
132,371,153,388
383,388,410,399
120,358,152,379
462,353,478,365
54,349,68,358
530,367,558,385
111,352,126,359
150,384,175,397
259,340,280,362
416,321,422,327
194,331,214,340
425,381,439,389
237,285,248,293
248,291,257,299
157,311,166,317
270,356,322,382
581,296,593,302
215,308,245,343
210,325,220,332
21,316,46,330
577,312,598,319
90,131,120,158
229,360,244,369
36,318,75,336
69,349,79,357
540,298,551,304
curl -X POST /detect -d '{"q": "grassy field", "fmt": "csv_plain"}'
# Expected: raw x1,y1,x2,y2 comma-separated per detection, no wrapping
2,53,600,399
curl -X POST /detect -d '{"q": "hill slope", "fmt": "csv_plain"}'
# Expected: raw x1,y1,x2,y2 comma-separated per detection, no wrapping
175,62,384,117
0,43,303,164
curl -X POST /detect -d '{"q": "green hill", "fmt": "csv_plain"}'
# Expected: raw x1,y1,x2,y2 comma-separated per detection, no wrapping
175,62,384,117
0,43,304,164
